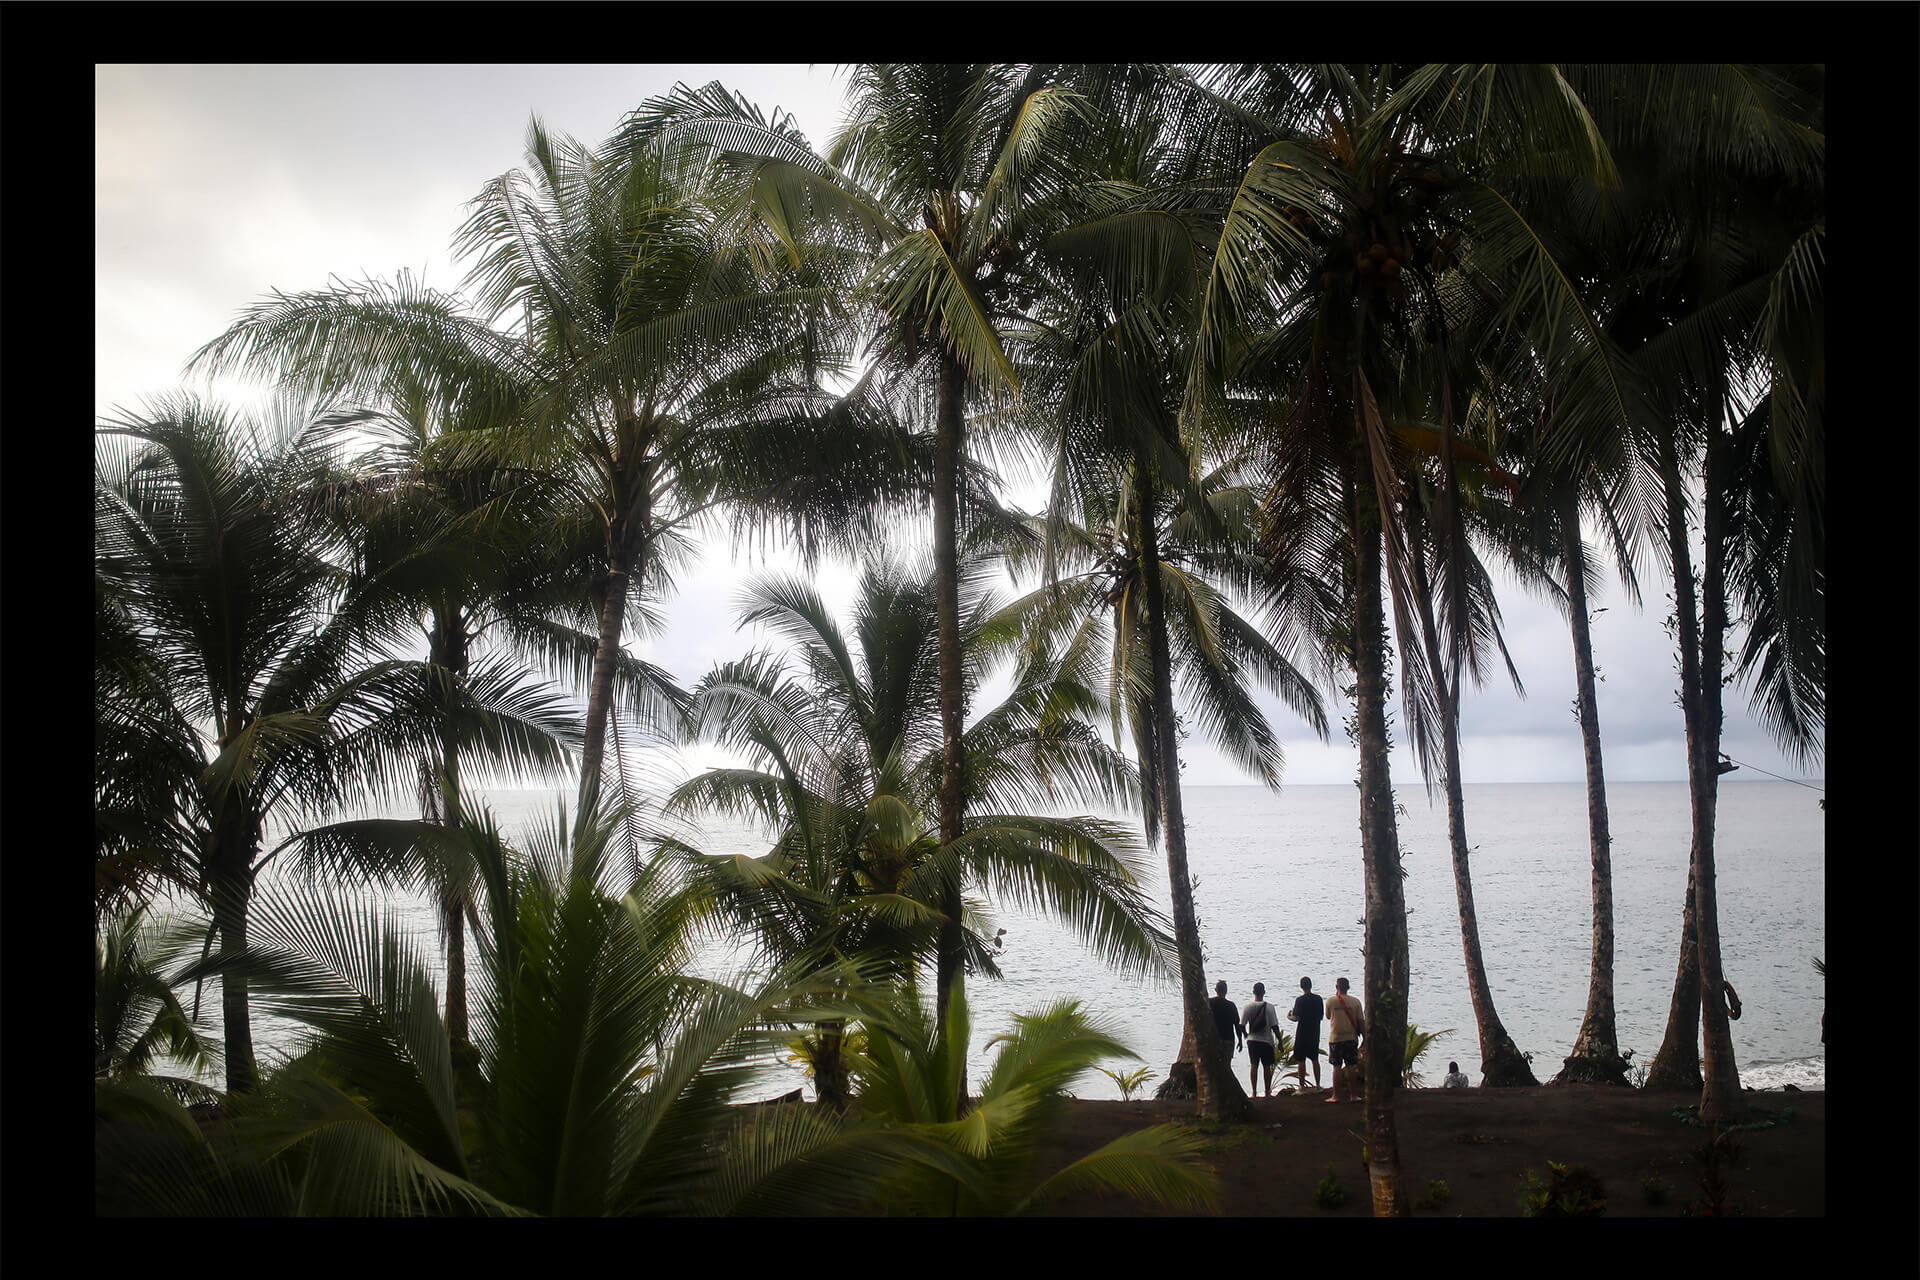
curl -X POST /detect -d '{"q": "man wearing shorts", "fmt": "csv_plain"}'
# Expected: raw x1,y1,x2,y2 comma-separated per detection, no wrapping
1288,977,1324,1090
1325,976,1365,1104
1241,982,1282,1097
1209,980,1243,1066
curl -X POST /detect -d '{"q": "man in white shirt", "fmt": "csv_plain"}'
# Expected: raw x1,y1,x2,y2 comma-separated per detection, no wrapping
1241,982,1282,1098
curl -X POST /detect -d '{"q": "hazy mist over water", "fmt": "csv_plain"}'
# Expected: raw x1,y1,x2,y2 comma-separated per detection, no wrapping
235,779,1824,1100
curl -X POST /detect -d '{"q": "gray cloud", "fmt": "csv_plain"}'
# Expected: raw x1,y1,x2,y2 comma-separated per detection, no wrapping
95,64,1823,791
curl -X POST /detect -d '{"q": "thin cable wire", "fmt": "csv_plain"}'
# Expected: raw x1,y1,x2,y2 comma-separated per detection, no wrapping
1721,754,1824,792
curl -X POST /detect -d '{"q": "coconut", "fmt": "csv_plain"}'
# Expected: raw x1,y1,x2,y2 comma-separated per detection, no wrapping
1382,258,1401,277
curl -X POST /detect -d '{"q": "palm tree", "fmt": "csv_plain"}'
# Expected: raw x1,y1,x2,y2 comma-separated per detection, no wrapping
1399,1022,1455,1088
1441,67,1824,1094
1540,460,1639,1086
1505,68,1825,1120
624,68,1103,1087
945,70,1340,1120
194,280,676,1046
1187,62,1639,1212
95,394,576,1092
667,559,1172,1111
1400,451,1541,1086
1481,259,1663,1091
201,118,906,825
351,410,589,1052
1646,84,1822,1127
986,460,1329,1112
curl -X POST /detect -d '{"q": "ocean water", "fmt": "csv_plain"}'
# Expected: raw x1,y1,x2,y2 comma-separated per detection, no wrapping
233,779,1824,1101
985,779,1827,1098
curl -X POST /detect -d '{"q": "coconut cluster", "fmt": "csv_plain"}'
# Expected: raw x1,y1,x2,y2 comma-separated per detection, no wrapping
1300,159,1463,310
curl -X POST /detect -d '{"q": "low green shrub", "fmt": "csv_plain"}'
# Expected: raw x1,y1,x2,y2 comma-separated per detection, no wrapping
1314,1164,1348,1209
1097,1064,1157,1101
1517,1161,1606,1216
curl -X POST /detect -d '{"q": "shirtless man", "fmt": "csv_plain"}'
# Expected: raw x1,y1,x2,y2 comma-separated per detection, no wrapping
1325,976,1365,1104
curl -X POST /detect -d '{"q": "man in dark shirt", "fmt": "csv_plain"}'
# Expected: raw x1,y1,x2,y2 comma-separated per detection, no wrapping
1209,980,1242,1066
1288,977,1325,1091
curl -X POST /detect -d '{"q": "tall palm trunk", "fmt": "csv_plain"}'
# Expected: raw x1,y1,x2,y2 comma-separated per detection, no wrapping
1645,421,1741,1115
209,806,260,1095
815,1020,852,1114
1554,488,1630,1085
1135,450,1250,1123
931,355,969,1112
579,445,651,819
431,599,470,1049
1349,446,1408,1216
580,567,630,820
1689,427,1740,1121
1406,554,1536,1086
1642,431,1703,1091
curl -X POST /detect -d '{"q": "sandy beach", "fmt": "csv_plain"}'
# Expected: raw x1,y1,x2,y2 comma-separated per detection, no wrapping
1032,1085,1824,1217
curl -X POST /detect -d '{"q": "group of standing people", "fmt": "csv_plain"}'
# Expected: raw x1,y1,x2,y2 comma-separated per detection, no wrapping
1208,977,1369,1102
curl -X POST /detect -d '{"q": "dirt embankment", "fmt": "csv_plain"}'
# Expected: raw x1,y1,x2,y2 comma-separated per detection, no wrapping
1033,1085,1824,1217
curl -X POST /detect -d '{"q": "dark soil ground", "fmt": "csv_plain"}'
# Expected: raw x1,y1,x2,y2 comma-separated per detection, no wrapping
1032,1083,1823,1217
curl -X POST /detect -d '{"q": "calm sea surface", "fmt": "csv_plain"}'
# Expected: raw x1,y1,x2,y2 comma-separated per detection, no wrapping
238,780,1824,1100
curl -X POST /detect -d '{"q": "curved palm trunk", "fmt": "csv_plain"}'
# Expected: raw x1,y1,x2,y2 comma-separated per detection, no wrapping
1136,452,1250,1122
1435,697,1535,1085
1645,862,1704,1089
1408,544,1536,1086
932,356,969,1114
1554,489,1630,1085
1349,455,1408,1215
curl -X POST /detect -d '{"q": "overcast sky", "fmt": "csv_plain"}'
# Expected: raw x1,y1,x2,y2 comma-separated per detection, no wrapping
95,63,1824,794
